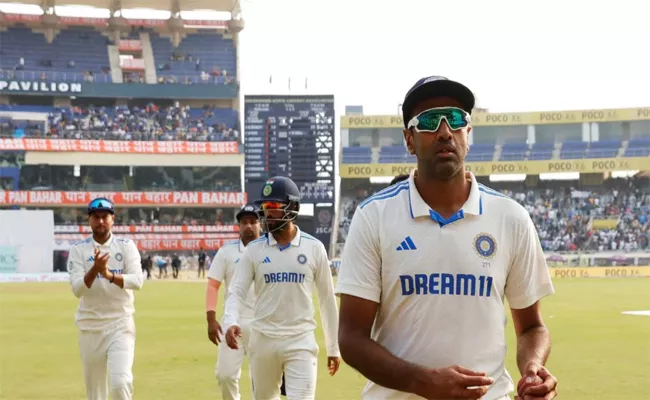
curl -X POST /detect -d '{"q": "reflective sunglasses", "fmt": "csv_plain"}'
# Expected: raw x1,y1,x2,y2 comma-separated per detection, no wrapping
88,198,114,213
407,107,471,132
260,201,287,211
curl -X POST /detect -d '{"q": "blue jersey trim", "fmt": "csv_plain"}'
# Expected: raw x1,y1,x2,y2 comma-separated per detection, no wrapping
478,184,509,199
360,181,409,209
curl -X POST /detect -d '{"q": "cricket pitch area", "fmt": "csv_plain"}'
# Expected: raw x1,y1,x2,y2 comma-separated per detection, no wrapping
1,277,649,399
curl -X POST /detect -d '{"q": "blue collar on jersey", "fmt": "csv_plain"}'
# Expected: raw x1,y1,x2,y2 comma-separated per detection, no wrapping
408,170,483,226
266,226,302,251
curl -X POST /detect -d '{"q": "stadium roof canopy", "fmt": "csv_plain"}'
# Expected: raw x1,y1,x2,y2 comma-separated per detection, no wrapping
4,0,239,12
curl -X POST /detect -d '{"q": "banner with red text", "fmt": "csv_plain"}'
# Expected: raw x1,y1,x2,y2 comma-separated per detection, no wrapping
55,233,238,241
0,138,239,154
53,238,230,251
54,225,239,233
0,191,247,207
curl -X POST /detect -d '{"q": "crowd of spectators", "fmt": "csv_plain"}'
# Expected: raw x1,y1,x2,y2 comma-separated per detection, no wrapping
1,104,239,142
51,207,235,226
336,177,650,255
45,104,239,142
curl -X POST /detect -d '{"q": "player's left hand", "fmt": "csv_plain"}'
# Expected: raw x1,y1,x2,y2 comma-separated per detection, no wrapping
327,357,340,376
515,361,557,400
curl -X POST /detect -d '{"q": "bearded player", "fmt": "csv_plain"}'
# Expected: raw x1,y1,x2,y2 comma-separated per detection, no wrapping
223,176,340,399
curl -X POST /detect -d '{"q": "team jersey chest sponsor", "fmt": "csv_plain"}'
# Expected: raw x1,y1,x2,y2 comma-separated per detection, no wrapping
256,249,313,285
380,219,510,300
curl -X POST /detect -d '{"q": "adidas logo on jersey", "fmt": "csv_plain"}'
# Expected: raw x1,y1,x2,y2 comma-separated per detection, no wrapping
262,257,271,264
87,256,95,262
396,236,417,251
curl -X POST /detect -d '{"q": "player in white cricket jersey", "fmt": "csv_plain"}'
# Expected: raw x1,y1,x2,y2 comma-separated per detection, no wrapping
223,176,341,399
336,76,558,400
67,197,144,400
206,203,262,400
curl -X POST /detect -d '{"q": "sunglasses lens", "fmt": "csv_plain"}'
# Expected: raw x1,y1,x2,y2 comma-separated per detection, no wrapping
261,202,285,210
415,108,469,131
90,199,113,210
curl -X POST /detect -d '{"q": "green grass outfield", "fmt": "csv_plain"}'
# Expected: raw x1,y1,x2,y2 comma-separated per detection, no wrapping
1,278,649,399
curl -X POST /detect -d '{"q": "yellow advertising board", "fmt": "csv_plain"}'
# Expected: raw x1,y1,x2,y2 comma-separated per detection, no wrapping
339,157,650,178
340,106,650,129
549,266,650,279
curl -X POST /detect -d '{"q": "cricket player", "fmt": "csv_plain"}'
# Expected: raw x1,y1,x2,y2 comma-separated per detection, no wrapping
336,76,558,400
223,176,341,400
390,174,409,185
67,197,144,400
206,203,262,400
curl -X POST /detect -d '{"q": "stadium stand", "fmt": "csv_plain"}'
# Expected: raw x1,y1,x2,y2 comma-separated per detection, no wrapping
0,9,246,271
336,177,650,255
0,105,240,142
352,139,648,165
0,25,112,82
149,31,236,85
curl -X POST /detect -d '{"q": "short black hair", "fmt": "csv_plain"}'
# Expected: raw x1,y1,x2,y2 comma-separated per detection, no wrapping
390,174,409,186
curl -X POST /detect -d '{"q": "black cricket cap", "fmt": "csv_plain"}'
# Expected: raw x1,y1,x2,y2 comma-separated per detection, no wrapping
401,76,475,128
236,203,259,222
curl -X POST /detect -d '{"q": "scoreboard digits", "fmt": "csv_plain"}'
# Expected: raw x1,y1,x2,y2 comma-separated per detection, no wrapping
243,95,336,202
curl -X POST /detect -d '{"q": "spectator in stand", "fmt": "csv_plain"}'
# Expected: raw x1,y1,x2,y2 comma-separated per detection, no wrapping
36,104,239,142
337,177,650,255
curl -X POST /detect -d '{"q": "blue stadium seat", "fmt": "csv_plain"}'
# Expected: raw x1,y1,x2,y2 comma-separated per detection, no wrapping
378,146,413,163
342,147,372,164
586,140,621,158
624,138,650,157
150,32,236,83
0,25,112,82
560,141,588,159
499,143,529,161
528,142,555,160
466,143,495,162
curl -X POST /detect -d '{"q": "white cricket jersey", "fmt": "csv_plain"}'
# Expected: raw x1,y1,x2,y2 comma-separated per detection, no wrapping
207,239,256,324
336,170,555,400
67,234,144,332
223,227,340,357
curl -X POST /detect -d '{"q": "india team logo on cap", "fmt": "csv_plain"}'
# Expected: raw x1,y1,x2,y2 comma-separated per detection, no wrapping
263,185,273,196
474,233,497,259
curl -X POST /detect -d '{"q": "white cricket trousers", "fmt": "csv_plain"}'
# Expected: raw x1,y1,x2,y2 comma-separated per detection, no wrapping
248,330,319,400
216,323,252,400
78,317,136,400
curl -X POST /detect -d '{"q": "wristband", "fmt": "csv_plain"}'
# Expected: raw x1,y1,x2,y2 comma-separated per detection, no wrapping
110,273,115,283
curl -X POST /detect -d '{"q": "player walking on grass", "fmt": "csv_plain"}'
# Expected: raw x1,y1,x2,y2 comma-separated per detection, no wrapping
336,76,558,400
67,197,144,400
205,203,262,400
223,176,341,399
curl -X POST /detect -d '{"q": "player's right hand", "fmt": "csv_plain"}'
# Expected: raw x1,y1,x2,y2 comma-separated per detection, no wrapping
225,325,241,350
414,364,494,399
207,319,223,346
93,248,110,272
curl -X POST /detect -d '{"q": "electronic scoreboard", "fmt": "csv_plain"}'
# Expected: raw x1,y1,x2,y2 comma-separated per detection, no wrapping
243,95,336,255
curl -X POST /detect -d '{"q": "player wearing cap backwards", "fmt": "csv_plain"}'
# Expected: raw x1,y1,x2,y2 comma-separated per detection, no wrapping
67,197,144,400
205,203,262,400
223,176,341,399
336,76,558,400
